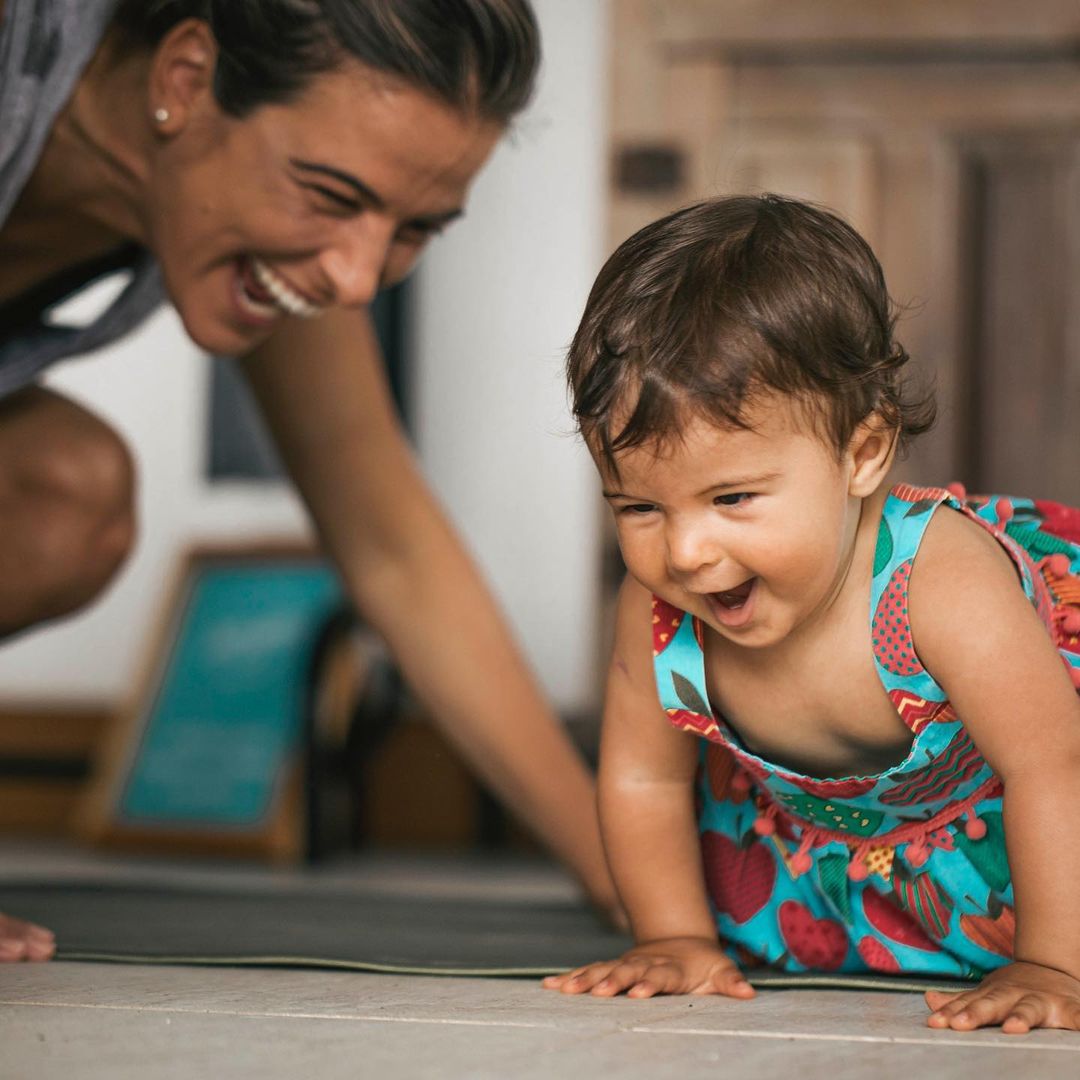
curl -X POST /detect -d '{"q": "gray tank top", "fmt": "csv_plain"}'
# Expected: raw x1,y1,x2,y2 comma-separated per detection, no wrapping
0,0,165,396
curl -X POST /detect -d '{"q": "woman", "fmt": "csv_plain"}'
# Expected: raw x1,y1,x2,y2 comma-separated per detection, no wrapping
0,0,617,960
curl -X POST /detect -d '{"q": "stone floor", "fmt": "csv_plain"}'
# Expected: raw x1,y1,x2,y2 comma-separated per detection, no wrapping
2,843,1079,1079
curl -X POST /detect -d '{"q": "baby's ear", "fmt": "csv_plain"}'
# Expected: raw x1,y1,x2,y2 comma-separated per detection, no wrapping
847,413,896,497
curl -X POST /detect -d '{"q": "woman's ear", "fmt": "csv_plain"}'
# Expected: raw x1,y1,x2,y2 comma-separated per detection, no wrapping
147,18,218,135
847,413,897,497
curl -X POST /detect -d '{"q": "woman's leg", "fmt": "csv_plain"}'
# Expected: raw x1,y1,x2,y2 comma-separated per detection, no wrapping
0,385,137,960
0,385,136,638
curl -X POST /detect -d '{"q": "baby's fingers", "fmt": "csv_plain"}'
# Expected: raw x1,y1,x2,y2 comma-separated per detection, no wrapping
927,986,1014,1030
626,960,754,1000
591,959,664,997
542,961,619,995
1002,994,1080,1035
704,963,756,999
927,985,1053,1032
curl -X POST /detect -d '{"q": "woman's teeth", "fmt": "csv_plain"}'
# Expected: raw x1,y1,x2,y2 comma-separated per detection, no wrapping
249,257,321,318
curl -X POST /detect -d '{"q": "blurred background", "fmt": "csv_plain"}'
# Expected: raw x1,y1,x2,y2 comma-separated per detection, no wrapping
2,0,1078,860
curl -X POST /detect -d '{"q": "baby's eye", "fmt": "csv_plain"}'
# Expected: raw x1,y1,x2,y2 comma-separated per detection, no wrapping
620,503,657,516
714,493,752,507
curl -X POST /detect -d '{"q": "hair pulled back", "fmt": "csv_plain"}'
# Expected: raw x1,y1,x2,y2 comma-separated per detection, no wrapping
112,0,540,121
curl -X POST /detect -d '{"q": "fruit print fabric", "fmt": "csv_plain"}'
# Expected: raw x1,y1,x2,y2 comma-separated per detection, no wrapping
652,484,1080,977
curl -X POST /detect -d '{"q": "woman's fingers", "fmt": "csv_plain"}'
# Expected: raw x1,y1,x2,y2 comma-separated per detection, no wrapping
0,914,56,962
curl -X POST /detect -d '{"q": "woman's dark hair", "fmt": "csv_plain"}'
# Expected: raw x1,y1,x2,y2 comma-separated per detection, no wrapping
111,0,540,122
568,194,936,476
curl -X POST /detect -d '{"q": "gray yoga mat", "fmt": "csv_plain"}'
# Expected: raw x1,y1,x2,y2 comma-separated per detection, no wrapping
0,880,970,992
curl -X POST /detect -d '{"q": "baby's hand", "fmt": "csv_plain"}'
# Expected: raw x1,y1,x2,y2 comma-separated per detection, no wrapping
541,937,755,999
926,961,1080,1033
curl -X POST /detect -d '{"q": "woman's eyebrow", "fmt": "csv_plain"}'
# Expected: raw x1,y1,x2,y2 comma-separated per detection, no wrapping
289,158,465,227
290,158,385,206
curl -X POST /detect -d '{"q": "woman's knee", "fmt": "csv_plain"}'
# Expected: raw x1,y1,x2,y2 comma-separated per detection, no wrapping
23,422,137,582
0,391,138,625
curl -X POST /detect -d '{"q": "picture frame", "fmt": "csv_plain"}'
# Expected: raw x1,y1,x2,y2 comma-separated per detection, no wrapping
79,544,345,861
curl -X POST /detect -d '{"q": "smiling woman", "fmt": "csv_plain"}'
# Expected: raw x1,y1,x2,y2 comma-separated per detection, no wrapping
0,0,620,961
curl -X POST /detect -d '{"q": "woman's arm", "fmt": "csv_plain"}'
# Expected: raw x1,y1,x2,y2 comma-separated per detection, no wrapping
240,306,618,916
544,575,754,998
910,508,1080,1032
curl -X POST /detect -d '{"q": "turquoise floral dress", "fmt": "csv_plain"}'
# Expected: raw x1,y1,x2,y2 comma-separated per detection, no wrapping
652,484,1080,977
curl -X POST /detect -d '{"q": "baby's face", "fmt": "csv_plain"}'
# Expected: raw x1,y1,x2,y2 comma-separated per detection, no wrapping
597,395,865,650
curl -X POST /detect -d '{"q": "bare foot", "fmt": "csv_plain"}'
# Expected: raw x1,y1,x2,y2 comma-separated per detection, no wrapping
0,912,55,961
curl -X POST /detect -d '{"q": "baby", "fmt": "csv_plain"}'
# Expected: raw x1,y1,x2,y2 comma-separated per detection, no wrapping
543,194,1080,1033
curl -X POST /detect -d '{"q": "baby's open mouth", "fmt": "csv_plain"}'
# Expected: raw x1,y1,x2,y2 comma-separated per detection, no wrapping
712,579,755,610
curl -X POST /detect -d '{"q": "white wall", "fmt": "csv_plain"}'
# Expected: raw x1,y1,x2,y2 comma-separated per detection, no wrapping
413,0,609,712
0,0,609,715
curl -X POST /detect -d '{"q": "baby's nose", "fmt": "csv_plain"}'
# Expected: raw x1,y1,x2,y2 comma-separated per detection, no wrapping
668,526,721,575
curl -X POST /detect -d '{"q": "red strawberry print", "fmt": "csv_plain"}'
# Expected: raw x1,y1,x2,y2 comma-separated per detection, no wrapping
778,900,848,970
871,560,923,677
702,831,777,925
705,744,750,804
786,775,877,800
652,597,683,656
857,936,900,973
862,888,941,952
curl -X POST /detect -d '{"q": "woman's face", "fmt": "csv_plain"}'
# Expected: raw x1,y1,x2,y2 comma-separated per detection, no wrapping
144,55,503,355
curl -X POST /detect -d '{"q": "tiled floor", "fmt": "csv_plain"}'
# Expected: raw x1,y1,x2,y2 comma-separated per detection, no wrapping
2,844,1078,1079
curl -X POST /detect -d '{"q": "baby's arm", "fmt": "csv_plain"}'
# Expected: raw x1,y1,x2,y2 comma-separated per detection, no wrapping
543,577,753,999
910,509,1080,1033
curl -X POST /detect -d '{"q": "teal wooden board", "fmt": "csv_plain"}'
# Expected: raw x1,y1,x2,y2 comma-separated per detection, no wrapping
117,559,341,828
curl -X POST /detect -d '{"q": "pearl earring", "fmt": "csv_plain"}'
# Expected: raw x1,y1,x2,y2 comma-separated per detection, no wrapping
154,107,170,124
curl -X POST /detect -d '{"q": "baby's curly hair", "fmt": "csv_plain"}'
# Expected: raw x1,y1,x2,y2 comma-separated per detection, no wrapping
568,194,935,476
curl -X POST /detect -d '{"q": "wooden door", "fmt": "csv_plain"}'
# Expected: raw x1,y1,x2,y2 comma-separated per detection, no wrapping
609,0,1080,496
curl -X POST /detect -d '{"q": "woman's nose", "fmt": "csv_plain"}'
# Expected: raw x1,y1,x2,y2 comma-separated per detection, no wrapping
319,219,394,308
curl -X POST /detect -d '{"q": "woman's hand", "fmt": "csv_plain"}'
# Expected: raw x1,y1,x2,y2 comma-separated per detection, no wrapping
926,961,1080,1033
542,937,755,999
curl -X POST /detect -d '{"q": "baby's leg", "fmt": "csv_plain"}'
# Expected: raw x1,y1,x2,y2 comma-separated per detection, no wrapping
0,912,55,961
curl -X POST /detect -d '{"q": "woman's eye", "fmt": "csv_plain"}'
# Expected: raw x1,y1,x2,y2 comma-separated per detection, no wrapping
302,183,360,214
714,493,752,507
396,223,445,246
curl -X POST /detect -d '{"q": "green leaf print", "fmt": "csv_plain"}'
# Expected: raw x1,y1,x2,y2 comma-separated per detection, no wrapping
817,853,854,923
905,498,940,518
780,793,884,836
953,811,1010,893
672,671,711,717
1005,521,1075,559
873,519,894,577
